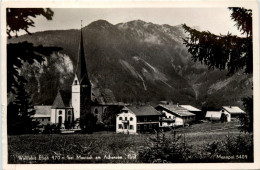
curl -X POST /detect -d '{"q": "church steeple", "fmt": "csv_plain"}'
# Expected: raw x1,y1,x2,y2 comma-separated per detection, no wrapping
75,21,90,85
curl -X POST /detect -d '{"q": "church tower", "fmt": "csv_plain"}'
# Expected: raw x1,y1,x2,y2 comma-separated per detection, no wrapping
72,22,91,122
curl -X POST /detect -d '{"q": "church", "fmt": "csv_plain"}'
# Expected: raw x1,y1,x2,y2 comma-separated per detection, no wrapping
34,25,120,129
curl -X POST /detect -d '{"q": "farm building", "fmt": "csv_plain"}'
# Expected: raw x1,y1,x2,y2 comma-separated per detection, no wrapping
205,110,231,122
155,104,196,127
116,106,161,134
222,106,245,119
33,105,52,125
180,105,203,120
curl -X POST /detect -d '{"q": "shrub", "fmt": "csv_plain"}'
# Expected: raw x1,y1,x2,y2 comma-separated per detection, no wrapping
138,131,194,163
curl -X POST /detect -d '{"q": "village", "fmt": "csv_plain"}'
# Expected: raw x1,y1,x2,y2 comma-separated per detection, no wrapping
31,26,246,135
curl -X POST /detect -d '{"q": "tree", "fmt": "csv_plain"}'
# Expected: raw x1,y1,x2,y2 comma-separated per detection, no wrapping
8,82,36,134
7,8,61,134
102,106,123,131
182,7,253,132
7,8,53,38
182,7,252,75
239,96,253,133
80,113,97,134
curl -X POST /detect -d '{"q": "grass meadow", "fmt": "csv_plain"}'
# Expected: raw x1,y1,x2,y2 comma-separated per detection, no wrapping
8,121,253,163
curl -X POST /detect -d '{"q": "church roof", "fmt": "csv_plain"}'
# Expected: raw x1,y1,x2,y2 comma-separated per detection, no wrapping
52,90,72,108
75,26,91,85
91,88,117,105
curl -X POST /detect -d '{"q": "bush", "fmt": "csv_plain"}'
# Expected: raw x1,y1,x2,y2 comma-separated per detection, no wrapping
138,131,194,163
204,133,253,162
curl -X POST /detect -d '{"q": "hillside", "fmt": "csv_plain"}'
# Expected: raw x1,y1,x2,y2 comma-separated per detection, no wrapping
8,20,252,109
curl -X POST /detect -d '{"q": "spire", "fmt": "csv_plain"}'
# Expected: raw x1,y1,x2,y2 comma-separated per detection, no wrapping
75,21,90,85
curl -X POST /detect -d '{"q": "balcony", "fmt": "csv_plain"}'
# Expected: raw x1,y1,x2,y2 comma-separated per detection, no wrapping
122,120,129,124
159,117,175,122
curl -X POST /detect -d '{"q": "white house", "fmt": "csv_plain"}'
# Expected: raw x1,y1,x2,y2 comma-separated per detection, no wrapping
116,106,161,134
222,106,245,120
205,110,231,122
32,105,52,125
155,104,196,127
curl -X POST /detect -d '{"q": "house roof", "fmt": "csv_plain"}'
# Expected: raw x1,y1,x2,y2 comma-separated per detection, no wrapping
91,88,117,105
205,111,222,118
180,105,201,112
52,90,72,108
222,106,245,114
34,105,52,117
127,105,161,116
155,104,195,117
33,114,51,118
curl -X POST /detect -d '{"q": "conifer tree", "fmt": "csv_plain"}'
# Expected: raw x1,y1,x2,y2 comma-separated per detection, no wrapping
182,7,253,132
7,8,61,134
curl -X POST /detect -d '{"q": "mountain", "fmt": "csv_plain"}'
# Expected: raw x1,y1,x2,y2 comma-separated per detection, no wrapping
8,20,252,109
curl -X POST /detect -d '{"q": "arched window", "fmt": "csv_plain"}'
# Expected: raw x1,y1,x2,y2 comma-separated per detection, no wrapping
59,110,62,115
119,117,122,120
95,108,98,115
58,116,62,125
130,117,133,121
74,80,77,85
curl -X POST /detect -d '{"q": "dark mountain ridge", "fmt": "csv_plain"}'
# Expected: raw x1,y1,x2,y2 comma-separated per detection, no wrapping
8,19,252,109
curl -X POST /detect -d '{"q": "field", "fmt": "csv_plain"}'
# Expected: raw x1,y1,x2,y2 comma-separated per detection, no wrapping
8,121,253,163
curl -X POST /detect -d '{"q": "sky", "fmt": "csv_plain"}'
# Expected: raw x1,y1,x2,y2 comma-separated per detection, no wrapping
27,8,242,36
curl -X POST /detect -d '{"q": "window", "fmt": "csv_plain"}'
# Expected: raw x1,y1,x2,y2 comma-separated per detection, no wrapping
144,125,147,130
124,110,128,113
118,124,123,129
137,125,141,130
42,118,44,121
58,116,62,125
130,125,134,130
130,117,133,121
68,111,71,115
119,117,122,120
169,116,171,119
48,118,50,121
95,108,98,115
125,117,127,121
149,124,152,129
144,117,147,122
124,124,127,129
59,110,62,115
74,80,77,85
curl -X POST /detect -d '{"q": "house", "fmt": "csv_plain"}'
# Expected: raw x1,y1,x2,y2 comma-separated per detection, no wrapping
222,106,245,119
32,105,52,125
116,106,161,134
180,105,203,120
155,104,196,127
205,110,231,122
